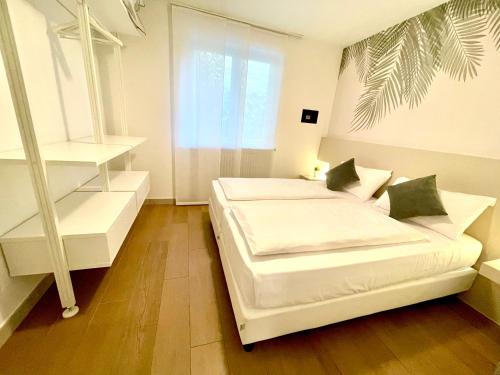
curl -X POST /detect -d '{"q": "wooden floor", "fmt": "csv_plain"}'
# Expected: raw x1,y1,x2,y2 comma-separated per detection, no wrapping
0,204,499,375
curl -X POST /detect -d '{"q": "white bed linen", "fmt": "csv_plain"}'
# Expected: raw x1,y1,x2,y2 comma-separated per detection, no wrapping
210,181,253,233
231,200,427,256
210,180,357,232
218,177,349,201
221,209,482,309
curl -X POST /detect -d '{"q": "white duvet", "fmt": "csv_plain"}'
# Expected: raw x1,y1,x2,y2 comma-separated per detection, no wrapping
218,177,349,201
231,200,427,256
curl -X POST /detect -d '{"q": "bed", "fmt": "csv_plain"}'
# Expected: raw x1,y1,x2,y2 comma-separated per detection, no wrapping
208,178,482,349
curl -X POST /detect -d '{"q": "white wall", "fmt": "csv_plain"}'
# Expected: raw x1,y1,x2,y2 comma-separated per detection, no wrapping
0,0,96,332
272,38,341,177
98,0,174,199
98,0,342,199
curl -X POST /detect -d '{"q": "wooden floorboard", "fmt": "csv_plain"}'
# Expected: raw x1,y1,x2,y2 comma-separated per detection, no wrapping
152,277,190,375
189,247,223,347
164,223,189,279
191,341,229,375
0,204,499,375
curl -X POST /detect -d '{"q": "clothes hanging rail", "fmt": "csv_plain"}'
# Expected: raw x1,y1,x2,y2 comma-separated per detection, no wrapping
57,0,132,172
170,1,303,39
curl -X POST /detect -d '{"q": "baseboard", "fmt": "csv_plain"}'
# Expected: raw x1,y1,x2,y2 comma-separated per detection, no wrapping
145,198,175,205
0,274,54,348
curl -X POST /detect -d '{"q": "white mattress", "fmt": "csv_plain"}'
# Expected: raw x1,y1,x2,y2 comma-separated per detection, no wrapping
220,208,482,309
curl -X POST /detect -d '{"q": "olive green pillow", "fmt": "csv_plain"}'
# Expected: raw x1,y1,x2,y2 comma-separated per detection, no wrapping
388,175,448,220
326,158,360,191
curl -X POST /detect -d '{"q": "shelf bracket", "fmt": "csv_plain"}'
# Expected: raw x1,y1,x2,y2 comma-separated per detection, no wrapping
0,0,78,315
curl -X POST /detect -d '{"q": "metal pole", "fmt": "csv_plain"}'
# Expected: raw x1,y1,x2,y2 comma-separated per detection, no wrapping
0,0,78,318
170,1,303,39
76,0,110,191
113,39,132,171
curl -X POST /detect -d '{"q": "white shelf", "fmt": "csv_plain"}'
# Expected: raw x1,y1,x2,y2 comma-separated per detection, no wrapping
1,192,137,276
0,141,132,166
78,170,150,210
74,135,146,149
479,259,500,285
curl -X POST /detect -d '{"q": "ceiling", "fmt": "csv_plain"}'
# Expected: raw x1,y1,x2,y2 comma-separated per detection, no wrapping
176,0,448,46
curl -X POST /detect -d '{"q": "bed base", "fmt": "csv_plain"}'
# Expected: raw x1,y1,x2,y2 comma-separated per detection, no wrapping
208,203,478,346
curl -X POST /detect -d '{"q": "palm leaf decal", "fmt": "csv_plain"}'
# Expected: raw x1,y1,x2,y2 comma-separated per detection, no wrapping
488,4,500,49
403,18,437,108
339,39,370,82
450,0,489,18
351,36,406,131
340,0,500,131
339,47,352,76
418,6,446,69
441,7,486,81
352,39,370,82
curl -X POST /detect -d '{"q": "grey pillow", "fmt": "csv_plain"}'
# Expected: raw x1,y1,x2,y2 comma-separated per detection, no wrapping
388,175,448,220
326,158,360,191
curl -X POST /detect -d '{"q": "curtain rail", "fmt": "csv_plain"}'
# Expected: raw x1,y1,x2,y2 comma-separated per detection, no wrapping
170,1,303,39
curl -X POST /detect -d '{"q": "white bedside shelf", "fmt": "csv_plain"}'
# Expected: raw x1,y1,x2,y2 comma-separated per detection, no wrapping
74,135,146,149
78,170,150,211
0,191,136,276
0,141,132,166
479,259,500,285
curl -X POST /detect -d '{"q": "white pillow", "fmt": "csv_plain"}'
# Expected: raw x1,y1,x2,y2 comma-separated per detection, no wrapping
344,165,392,201
375,177,496,239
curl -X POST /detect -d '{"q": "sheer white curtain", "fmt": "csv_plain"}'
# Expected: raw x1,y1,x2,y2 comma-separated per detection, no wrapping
172,7,285,204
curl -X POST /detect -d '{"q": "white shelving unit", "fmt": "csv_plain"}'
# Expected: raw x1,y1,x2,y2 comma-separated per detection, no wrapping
0,0,147,318
78,170,150,211
1,192,137,276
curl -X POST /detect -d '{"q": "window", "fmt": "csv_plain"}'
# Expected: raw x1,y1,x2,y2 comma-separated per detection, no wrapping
177,47,283,150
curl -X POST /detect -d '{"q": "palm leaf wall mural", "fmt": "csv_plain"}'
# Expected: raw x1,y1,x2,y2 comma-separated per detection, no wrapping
340,0,500,131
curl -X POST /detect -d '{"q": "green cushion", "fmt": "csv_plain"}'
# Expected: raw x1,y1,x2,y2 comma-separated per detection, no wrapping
326,158,360,191
388,175,448,220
